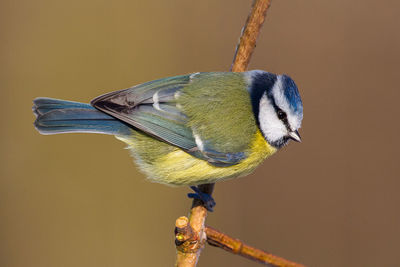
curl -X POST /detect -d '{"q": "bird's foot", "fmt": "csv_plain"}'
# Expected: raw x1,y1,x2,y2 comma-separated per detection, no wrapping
187,186,216,212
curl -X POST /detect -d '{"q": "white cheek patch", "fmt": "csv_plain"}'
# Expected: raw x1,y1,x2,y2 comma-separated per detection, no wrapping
259,93,287,142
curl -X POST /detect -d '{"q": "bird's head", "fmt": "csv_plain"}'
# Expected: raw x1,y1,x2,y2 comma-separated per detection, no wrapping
247,70,303,149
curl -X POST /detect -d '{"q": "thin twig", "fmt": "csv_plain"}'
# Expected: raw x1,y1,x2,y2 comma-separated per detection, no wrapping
231,0,272,72
175,1,272,266
205,226,305,267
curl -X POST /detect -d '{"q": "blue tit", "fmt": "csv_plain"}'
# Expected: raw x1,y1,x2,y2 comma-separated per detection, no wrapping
33,70,303,187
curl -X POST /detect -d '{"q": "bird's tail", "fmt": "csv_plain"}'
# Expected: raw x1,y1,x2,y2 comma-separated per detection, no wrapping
33,97,131,136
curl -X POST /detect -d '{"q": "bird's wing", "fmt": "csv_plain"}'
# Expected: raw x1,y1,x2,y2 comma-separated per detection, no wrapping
91,73,257,166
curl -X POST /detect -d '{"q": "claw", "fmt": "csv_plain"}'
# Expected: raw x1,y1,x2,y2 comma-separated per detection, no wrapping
187,186,216,212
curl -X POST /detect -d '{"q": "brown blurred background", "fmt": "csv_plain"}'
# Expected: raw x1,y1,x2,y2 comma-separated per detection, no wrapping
1,0,399,266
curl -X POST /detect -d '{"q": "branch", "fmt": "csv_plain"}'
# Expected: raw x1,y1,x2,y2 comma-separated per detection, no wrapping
231,0,272,72
205,226,305,267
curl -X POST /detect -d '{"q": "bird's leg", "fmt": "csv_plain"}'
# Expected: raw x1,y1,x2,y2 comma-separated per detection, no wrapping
187,186,216,212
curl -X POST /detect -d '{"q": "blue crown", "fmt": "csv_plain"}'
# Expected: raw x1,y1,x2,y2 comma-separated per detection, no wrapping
281,75,303,115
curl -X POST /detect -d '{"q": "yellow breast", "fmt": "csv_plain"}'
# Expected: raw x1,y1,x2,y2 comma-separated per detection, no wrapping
117,130,276,186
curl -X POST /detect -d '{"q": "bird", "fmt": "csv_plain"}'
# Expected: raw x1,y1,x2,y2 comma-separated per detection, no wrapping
33,70,303,210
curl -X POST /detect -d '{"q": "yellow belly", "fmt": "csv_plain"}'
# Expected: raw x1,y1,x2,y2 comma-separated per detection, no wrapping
116,130,276,186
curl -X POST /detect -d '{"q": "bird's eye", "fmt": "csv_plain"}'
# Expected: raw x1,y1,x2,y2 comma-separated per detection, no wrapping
277,110,286,120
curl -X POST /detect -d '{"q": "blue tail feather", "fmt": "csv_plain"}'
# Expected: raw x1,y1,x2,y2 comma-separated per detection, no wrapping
33,98,131,136
33,97,94,115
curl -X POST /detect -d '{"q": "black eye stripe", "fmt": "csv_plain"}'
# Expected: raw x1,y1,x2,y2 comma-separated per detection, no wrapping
275,108,290,130
282,118,291,131
263,81,291,131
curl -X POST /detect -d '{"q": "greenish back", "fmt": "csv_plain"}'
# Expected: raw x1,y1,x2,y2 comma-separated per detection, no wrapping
178,72,257,154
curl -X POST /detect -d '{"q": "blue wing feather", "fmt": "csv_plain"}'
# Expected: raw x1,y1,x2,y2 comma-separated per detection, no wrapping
91,75,197,149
